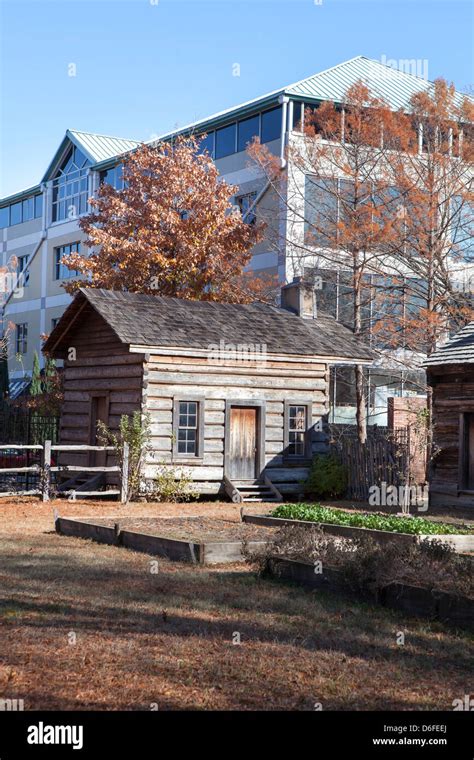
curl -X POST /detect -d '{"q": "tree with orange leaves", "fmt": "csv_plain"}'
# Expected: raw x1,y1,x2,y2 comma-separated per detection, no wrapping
250,81,408,441
249,80,473,445
62,136,268,303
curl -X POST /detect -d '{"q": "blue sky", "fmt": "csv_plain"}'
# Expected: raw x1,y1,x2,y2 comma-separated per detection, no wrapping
1,0,473,197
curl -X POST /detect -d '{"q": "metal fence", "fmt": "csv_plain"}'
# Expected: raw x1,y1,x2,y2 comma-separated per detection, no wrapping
0,409,60,445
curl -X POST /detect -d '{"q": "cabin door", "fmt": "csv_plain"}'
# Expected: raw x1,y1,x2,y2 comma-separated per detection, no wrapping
89,394,109,467
229,407,258,480
466,413,474,490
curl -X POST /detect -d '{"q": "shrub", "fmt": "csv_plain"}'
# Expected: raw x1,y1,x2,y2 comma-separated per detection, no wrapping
250,525,473,598
304,454,347,499
146,462,196,503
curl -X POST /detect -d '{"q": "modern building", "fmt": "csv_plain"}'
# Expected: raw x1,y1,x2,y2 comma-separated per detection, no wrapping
1,56,471,420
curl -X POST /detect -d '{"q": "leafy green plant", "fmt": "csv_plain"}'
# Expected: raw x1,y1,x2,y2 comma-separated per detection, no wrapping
304,454,347,499
147,462,195,503
271,503,472,535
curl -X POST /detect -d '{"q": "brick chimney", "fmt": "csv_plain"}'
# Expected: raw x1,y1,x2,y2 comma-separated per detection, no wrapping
281,277,316,319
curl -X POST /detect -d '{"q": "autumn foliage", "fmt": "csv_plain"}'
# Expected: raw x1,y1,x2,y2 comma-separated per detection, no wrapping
65,136,269,303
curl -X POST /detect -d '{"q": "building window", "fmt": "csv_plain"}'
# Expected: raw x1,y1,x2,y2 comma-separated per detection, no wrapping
261,106,282,144
10,202,22,226
236,192,257,224
55,242,81,280
237,115,260,152
215,123,237,159
0,193,44,229
173,399,203,458
178,401,198,454
198,132,215,157
16,255,29,287
15,323,28,355
99,164,125,190
52,146,90,222
284,402,311,459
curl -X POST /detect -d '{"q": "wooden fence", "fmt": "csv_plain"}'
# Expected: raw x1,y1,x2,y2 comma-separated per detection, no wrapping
0,442,130,502
329,425,419,500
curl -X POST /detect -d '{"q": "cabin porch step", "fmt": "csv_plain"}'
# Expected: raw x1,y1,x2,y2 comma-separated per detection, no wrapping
223,476,283,503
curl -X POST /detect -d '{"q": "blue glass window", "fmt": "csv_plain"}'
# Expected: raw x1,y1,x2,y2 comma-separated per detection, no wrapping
0,207,8,228
22,197,34,222
237,115,260,152
261,106,282,143
198,133,215,157
10,203,22,226
55,242,81,280
52,146,90,222
34,194,43,218
215,124,236,159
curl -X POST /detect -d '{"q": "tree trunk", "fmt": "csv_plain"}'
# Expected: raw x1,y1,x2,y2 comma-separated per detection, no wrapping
355,363,367,444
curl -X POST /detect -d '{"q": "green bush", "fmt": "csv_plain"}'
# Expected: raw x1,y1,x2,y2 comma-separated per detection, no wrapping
304,454,347,499
271,503,473,535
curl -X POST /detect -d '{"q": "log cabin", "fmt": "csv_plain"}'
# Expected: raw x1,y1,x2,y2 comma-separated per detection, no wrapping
43,280,373,502
425,323,474,508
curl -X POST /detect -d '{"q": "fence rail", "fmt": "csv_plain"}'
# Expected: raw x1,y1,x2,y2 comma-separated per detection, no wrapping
0,442,130,503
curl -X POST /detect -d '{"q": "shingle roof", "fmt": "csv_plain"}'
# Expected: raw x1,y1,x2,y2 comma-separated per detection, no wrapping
424,323,474,367
44,288,374,363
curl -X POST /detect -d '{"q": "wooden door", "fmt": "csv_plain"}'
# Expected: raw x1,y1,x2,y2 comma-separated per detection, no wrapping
89,395,109,467
467,414,474,489
229,407,257,480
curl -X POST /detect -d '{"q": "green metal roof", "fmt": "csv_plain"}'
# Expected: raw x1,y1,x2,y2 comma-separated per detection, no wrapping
1,56,471,204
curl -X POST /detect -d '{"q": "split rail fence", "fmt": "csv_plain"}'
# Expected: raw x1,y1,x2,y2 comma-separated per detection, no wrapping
0,442,130,502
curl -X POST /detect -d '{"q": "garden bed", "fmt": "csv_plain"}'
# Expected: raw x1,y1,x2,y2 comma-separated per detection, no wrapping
55,515,275,565
266,556,474,631
243,504,474,553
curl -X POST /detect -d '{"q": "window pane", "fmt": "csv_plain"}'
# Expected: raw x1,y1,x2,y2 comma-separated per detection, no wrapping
304,176,338,247
292,101,303,131
215,124,236,159
34,194,43,218
22,197,34,222
237,115,260,152
10,202,22,225
198,133,214,156
261,106,282,143
0,207,9,228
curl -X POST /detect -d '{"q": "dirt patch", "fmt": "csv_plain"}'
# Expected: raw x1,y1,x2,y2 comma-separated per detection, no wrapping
87,516,276,544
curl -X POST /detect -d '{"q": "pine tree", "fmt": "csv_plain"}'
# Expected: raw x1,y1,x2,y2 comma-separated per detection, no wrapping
30,352,42,397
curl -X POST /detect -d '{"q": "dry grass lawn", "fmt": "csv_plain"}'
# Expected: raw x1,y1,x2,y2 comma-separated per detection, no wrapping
0,498,472,711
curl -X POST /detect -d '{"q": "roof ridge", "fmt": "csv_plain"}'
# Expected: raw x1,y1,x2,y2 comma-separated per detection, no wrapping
67,128,141,143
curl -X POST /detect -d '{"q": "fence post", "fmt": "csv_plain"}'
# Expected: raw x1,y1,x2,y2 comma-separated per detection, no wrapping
42,440,51,502
121,442,129,504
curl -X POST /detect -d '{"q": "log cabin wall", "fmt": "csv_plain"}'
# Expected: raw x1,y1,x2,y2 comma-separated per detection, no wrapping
140,348,330,495
429,365,474,508
58,307,145,474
